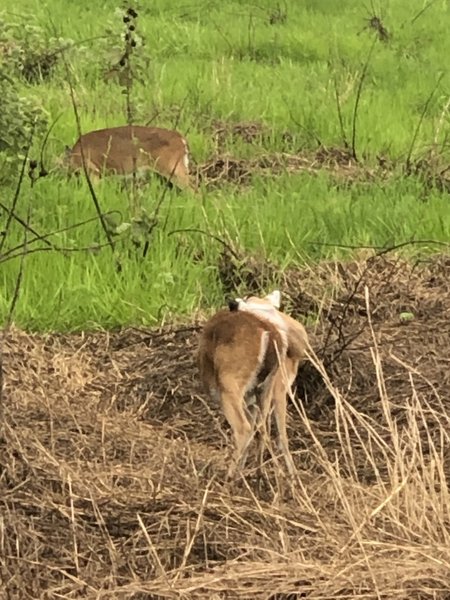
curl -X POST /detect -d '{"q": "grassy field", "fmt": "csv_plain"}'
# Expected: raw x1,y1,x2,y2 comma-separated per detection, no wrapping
1,0,449,330
2,3,450,599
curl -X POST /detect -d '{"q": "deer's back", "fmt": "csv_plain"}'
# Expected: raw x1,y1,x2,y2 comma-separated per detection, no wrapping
68,125,188,175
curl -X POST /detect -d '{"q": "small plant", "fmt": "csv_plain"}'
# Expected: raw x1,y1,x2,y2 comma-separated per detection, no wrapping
118,5,139,125
0,72,47,178
0,13,73,83
358,5,390,43
102,5,166,256
268,2,287,25
0,13,73,174
0,75,45,151
366,15,390,42
103,5,149,124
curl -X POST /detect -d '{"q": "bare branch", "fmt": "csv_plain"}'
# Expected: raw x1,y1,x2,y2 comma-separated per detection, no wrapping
333,73,349,149
351,38,376,161
0,126,34,257
48,18,115,253
168,227,241,261
405,74,444,173
0,201,52,247
0,211,121,263
0,138,34,428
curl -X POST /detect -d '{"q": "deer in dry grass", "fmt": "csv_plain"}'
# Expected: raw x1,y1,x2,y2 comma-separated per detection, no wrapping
197,290,308,478
66,125,193,190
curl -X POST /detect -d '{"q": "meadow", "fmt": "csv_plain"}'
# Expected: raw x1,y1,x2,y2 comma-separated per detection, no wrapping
1,2,450,599
1,0,449,330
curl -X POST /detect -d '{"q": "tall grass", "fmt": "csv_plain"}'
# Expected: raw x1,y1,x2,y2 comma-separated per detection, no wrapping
2,172,449,330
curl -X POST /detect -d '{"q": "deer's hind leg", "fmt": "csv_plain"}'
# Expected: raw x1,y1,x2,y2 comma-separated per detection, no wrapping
219,380,255,478
253,370,278,470
271,361,298,476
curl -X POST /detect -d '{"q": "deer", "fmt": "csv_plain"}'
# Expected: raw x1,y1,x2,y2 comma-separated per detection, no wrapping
65,125,193,190
197,290,309,478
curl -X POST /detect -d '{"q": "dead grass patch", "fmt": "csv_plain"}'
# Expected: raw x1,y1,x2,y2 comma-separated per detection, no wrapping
193,119,450,191
1,255,450,598
195,147,381,188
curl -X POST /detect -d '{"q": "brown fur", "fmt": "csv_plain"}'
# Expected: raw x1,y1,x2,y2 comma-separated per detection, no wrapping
66,125,192,190
198,309,291,477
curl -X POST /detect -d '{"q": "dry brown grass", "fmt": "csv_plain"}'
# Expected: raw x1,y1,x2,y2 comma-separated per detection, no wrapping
195,147,374,188
1,255,450,599
192,119,450,191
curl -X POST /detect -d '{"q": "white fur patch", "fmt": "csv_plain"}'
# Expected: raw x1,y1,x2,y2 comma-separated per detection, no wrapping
257,330,270,366
244,330,270,396
236,298,288,353
181,138,189,169
265,290,281,308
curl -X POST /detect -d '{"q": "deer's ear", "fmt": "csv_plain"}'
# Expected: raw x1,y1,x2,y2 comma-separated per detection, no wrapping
266,290,281,309
228,299,239,311
228,297,245,312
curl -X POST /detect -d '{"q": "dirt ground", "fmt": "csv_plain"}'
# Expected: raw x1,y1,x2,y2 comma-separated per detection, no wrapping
1,254,450,599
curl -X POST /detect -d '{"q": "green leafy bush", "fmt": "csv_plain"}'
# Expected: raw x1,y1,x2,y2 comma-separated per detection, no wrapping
0,13,58,166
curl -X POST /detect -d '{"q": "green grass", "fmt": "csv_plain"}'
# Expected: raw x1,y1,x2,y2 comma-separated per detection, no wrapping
1,0,450,330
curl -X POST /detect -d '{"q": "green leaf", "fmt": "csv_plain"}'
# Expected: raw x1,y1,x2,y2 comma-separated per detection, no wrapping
399,312,415,323
115,222,132,235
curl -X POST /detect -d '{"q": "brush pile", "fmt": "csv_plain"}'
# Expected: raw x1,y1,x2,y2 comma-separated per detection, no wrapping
1,254,450,599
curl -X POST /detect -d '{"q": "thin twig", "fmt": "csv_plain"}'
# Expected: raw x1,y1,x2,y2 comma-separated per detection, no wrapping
0,141,33,427
17,33,120,63
0,201,52,248
49,18,115,252
0,211,121,263
283,97,322,146
168,227,241,261
333,73,349,149
375,238,450,256
144,108,163,127
0,241,114,265
38,111,64,176
351,38,377,161
308,238,450,252
171,92,190,131
320,238,449,366
410,0,438,25
0,127,34,257
405,74,444,173
5,205,30,329
210,18,234,53
65,77,115,251
152,155,192,238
